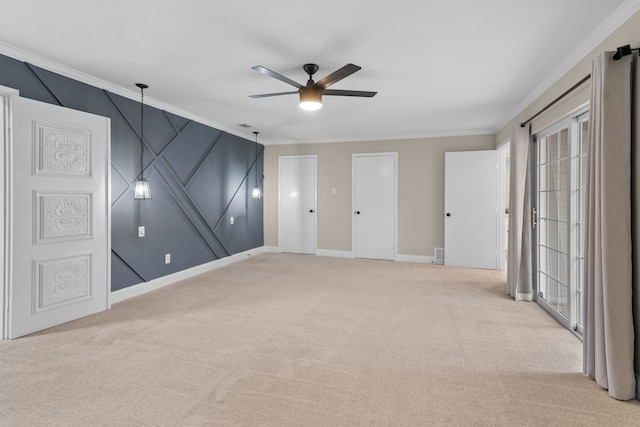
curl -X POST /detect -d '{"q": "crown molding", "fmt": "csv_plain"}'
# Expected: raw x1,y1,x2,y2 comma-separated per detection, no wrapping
494,0,640,133
271,128,496,146
0,41,257,143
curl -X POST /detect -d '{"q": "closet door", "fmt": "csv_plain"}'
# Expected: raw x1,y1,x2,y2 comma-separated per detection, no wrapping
279,155,317,254
352,153,397,260
444,150,498,269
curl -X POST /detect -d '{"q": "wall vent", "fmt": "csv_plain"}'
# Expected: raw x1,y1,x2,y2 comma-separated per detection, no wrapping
433,247,445,264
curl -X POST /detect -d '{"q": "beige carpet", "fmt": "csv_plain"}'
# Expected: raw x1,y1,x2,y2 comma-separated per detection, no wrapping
1,253,638,426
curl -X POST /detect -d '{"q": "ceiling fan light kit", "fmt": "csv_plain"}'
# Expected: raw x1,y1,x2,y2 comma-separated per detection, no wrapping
299,86,323,111
250,63,376,111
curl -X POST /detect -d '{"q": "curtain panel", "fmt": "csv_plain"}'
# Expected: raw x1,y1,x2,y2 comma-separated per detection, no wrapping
583,51,636,401
507,124,533,301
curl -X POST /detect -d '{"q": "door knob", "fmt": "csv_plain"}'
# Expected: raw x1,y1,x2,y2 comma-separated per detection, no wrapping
309,209,314,213
356,211,361,215
446,213,451,217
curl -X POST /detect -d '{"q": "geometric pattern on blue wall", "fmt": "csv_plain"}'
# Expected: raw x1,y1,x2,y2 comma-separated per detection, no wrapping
0,54,264,291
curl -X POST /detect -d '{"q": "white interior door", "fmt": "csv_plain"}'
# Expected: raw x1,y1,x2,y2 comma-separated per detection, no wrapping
7,95,110,338
279,155,316,254
353,153,397,260
444,150,498,269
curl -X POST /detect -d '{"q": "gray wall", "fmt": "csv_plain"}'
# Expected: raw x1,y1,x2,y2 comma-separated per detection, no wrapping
0,54,263,291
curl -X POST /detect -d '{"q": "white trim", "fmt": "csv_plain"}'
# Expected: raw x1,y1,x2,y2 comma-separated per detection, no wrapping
105,118,112,310
396,254,438,264
0,42,261,144
495,0,640,133
315,249,353,259
496,137,510,151
262,246,281,253
110,247,266,304
0,85,20,96
270,128,495,145
352,152,398,261
0,86,19,339
497,143,510,271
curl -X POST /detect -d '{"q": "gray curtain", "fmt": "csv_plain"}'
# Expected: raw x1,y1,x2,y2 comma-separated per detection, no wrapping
506,124,533,301
584,51,636,400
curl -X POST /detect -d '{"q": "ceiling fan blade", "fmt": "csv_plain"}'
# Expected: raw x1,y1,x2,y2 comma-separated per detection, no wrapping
323,89,377,97
315,64,362,89
251,65,303,89
249,91,299,98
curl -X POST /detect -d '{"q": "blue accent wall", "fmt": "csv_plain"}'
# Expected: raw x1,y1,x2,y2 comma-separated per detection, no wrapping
0,53,264,291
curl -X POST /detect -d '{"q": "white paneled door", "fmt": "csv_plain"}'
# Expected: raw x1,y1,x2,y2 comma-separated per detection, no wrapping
6,95,110,338
444,150,498,269
353,153,397,260
279,155,317,254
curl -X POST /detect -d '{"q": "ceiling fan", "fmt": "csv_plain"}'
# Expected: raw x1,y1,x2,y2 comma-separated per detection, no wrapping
249,63,377,111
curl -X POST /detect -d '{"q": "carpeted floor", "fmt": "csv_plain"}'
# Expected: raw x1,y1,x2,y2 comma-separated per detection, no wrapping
1,253,638,426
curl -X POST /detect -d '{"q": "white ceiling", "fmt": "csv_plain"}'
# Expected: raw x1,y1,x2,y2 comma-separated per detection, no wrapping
0,0,636,144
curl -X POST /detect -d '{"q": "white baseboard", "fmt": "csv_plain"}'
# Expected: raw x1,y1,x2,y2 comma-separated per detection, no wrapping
315,249,353,259
263,247,353,258
266,248,439,264
110,246,266,304
396,254,438,264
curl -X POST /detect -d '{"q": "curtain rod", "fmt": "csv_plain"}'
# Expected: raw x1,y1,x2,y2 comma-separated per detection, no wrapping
520,74,591,127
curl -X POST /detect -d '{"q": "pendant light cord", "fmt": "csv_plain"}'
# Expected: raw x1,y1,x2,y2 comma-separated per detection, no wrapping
139,85,145,181
254,131,259,187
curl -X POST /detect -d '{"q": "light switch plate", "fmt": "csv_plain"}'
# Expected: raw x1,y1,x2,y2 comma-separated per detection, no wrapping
138,226,145,238
230,216,234,225
165,253,171,264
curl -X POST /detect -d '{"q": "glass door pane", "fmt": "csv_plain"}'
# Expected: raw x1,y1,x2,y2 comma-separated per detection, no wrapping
534,113,588,335
536,128,570,326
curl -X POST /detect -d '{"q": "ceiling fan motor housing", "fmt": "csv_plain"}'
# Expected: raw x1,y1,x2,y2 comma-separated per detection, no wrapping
303,63,319,77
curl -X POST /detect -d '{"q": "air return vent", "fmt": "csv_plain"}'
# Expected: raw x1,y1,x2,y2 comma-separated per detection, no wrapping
433,247,444,265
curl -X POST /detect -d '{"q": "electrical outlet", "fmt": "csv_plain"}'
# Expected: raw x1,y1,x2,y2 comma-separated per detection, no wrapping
165,253,171,264
230,216,234,225
138,226,145,238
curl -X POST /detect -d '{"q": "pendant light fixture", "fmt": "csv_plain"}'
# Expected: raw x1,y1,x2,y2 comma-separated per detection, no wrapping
251,131,262,199
134,83,151,200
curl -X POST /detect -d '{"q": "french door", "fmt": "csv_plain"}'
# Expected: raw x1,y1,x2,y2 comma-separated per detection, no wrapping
534,111,588,334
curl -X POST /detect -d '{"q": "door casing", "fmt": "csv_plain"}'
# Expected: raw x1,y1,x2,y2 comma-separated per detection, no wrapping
0,86,20,338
